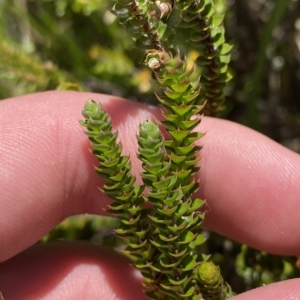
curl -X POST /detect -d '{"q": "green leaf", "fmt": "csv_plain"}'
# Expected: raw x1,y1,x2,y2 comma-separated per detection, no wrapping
122,214,141,225
212,14,225,28
175,203,189,218
150,239,173,250
181,254,199,271
188,198,206,213
128,238,148,249
127,205,142,215
168,129,191,142
148,190,168,200
203,2,215,19
174,144,195,155
177,284,195,298
168,246,188,258
178,231,195,244
220,43,233,55
148,214,172,225
158,232,179,242
169,153,187,165
157,204,178,216
152,175,176,190
168,275,188,285
170,105,194,116
193,233,206,246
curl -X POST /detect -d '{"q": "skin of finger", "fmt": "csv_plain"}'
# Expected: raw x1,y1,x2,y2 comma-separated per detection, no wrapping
199,115,300,255
1,242,300,300
0,242,147,300
1,91,300,262
0,91,157,262
230,278,300,300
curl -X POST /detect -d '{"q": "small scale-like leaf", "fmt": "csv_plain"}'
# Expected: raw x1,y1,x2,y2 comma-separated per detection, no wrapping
157,205,178,216
181,180,198,195
177,284,195,298
103,181,122,191
158,232,179,242
167,220,187,233
185,131,205,144
143,162,164,174
178,118,200,130
203,2,215,19
122,176,136,191
194,233,206,246
148,214,172,225
211,14,225,28
109,170,128,182
114,226,136,235
148,190,168,200
108,202,128,211
140,172,157,183
175,203,189,218
164,89,183,100
170,80,190,93
168,129,191,142
168,275,188,285
122,214,141,225
127,205,142,215
180,254,198,271
175,144,196,155
220,54,231,64
175,168,192,180
182,90,200,103
169,153,187,165
150,239,173,250
190,30,210,42
178,231,195,244
152,176,173,191
188,198,206,213
128,238,148,249
170,105,193,116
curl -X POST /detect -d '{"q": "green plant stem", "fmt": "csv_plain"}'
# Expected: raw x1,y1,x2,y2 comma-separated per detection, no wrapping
174,0,232,116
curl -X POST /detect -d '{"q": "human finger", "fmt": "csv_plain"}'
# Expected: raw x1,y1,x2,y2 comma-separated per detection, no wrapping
199,116,300,255
1,91,300,263
230,278,300,300
0,91,158,262
1,242,300,300
0,242,147,300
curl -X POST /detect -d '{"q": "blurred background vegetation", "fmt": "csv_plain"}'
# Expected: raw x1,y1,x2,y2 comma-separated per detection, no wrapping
1,0,300,294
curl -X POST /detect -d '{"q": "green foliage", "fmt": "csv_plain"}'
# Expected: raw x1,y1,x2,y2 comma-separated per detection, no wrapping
80,100,151,256
79,1,235,299
0,31,71,97
111,0,172,50
80,45,235,299
0,0,153,99
41,215,121,246
138,118,204,299
197,261,234,300
1,0,299,298
81,100,210,299
236,245,300,289
111,0,231,116
174,0,233,116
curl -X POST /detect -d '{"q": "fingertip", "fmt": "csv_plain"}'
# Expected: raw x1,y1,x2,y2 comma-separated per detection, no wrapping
231,279,300,300
198,117,300,254
0,242,147,300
